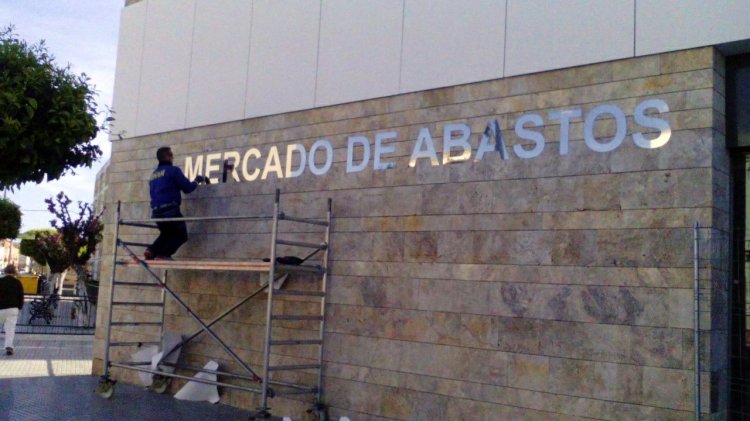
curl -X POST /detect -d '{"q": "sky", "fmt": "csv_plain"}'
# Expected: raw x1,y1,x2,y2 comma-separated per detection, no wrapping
0,0,122,232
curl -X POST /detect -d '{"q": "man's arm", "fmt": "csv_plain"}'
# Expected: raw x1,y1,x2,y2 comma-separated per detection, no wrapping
172,167,198,194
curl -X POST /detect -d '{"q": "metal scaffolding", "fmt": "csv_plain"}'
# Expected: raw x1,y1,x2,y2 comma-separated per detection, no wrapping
96,189,332,419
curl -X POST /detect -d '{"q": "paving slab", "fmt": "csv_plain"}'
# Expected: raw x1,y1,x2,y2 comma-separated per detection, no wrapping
0,334,252,420
0,334,92,379
0,376,253,421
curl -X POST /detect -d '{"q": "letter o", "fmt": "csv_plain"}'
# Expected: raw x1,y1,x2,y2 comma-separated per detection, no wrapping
309,139,333,175
584,104,627,153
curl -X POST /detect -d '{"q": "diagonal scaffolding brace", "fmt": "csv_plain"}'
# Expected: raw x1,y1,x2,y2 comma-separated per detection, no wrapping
118,241,263,382
158,247,324,364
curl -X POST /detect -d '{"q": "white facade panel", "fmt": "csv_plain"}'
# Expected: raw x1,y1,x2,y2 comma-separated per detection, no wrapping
315,0,403,107
636,0,750,56
136,0,196,136
110,1,750,136
400,0,506,93
245,0,320,118
186,0,252,128
110,2,146,140
505,0,634,77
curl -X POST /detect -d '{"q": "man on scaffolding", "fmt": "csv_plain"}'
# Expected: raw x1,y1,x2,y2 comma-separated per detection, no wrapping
144,146,207,260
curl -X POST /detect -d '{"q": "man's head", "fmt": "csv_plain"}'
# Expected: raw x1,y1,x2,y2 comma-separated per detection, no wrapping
156,147,173,163
3,264,16,275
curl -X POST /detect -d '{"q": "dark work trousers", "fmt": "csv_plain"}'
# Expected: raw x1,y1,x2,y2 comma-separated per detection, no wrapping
149,209,188,258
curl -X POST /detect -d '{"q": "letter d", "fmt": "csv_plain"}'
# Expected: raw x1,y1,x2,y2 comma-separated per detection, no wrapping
347,136,370,173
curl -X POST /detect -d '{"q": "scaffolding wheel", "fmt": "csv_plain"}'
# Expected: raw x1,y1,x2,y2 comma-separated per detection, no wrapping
96,378,116,399
307,400,329,421
151,375,171,394
248,409,284,420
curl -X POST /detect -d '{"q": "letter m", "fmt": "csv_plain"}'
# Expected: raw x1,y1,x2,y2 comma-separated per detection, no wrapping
184,155,204,180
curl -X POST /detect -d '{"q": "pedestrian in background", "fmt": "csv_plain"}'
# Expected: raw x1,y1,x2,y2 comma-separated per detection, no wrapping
0,264,24,355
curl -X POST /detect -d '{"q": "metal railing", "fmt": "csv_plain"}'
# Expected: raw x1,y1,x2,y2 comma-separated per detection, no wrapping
15,294,96,335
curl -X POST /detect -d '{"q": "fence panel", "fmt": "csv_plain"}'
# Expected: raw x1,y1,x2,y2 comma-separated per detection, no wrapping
15,295,96,335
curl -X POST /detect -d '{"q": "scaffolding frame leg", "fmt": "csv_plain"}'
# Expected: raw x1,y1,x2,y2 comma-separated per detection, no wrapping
259,189,281,412
315,198,332,404
101,201,122,383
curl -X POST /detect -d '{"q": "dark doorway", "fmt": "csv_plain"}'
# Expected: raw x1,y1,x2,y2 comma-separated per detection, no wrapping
728,54,750,420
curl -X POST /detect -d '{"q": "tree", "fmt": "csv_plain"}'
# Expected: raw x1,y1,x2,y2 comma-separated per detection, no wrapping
35,230,69,273
46,192,104,269
36,192,103,293
0,198,21,240
19,228,55,267
0,26,102,190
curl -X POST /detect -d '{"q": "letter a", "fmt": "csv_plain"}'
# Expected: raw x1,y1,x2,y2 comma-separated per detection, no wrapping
409,127,439,167
475,119,508,161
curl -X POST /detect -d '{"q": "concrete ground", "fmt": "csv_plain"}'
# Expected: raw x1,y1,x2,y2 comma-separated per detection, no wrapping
0,334,253,420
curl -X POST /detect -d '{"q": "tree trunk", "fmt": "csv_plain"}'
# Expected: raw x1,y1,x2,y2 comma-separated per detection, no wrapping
74,264,87,297
46,269,68,295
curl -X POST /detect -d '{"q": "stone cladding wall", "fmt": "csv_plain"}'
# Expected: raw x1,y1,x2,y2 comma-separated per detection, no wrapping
93,47,728,419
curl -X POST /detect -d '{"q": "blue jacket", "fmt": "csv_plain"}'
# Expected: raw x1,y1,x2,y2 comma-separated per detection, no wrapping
149,162,197,216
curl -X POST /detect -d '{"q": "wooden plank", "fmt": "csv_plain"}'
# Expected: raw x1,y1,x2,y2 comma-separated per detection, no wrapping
117,259,272,272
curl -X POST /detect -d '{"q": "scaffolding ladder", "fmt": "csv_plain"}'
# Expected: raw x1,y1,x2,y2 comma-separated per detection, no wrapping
96,189,332,419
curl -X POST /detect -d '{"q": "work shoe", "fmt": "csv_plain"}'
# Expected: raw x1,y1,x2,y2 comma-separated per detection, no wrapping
144,249,155,260
5,347,13,356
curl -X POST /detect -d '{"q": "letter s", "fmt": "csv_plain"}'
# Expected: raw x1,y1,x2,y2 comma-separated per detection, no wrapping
513,114,545,159
633,99,671,149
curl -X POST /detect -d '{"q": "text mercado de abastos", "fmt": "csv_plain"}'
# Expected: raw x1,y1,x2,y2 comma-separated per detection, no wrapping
185,99,671,183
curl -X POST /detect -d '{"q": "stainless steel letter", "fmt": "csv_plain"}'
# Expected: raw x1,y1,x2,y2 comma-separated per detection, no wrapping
475,119,508,161
442,123,472,164
205,153,222,184
285,144,306,178
584,104,626,153
633,98,671,149
241,148,261,181
513,114,545,159
222,151,241,182
346,135,370,173
374,131,397,170
309,139,333,175
549,108,582,155
184,155,204,180
261,146,284,180
410,127,439,167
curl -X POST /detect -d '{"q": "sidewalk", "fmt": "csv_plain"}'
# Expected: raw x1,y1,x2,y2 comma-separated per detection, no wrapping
0,334,252,420
0,334,92,379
